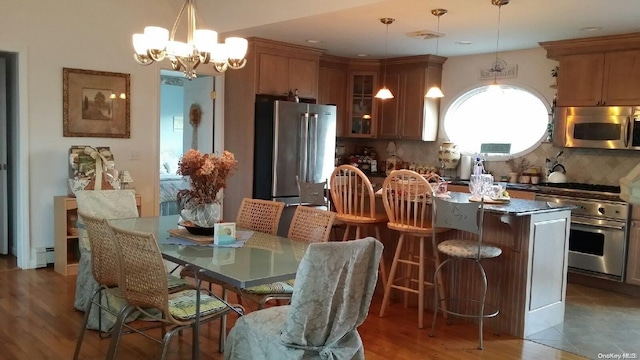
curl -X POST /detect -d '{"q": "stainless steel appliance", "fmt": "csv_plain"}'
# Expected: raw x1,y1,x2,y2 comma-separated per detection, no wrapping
554,106,640,150
253,95,336,207
535,183,630,281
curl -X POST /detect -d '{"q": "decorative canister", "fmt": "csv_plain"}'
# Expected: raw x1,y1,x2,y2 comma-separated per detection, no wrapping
438,142,461,170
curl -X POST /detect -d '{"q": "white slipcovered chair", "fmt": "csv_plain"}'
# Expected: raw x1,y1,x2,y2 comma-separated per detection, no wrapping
224,237,383,360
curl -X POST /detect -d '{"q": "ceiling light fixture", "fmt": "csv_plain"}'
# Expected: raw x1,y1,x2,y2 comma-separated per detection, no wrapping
425,9,447,98
132,0,248,80
375,17,395,100
489,0,509,91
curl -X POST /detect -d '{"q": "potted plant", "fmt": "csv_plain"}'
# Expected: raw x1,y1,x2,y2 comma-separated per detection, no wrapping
551,66,559,87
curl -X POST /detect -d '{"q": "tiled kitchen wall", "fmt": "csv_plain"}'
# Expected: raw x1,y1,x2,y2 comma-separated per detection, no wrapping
340,139,640,186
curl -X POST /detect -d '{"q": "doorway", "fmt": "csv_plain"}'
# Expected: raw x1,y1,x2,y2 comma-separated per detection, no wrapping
158,70,222,216
0,51,20,269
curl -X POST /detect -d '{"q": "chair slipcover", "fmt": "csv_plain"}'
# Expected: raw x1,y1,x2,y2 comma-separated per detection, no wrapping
224,237,383,360
73,190,139,331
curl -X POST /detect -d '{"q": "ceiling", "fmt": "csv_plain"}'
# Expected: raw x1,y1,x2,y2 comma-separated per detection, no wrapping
192,0,640,59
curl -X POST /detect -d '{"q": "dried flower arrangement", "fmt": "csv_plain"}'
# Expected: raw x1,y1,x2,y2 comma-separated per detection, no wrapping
176,149,238,208
506,158,531,174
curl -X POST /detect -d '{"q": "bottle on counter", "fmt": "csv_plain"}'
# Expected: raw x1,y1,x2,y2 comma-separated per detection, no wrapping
473,157,485,175
294,89,299,103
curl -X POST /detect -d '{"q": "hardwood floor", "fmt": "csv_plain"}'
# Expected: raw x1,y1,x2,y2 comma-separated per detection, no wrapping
0,254,17,272
0,267,586,360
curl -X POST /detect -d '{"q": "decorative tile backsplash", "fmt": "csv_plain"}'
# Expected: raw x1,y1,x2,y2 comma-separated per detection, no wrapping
340,139,640,186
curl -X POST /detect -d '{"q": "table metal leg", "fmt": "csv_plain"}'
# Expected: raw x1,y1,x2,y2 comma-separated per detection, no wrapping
219,288,227,352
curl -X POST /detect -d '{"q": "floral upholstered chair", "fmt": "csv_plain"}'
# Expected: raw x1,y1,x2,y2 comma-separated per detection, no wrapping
224,237,383,360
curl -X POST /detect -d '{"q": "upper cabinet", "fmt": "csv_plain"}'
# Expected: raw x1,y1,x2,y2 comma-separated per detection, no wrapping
253,39,321,99
318,56,349,137
541,33,640,107
556,51,640,106
348,71,378,138
378,56,445,141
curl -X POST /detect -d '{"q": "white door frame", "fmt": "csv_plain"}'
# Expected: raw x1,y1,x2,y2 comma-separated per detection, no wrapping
0,45,30,268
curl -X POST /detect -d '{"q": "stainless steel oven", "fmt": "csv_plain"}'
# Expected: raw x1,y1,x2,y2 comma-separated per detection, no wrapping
535,193,630,281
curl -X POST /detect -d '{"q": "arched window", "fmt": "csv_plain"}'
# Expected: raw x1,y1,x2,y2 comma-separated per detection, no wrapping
443,85,550,159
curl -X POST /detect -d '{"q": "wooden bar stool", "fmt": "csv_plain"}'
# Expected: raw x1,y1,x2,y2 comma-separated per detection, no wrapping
378,170,448,328
330,164,388,290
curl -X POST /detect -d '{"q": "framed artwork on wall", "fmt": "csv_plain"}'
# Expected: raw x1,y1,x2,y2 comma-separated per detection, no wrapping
63,67,130,138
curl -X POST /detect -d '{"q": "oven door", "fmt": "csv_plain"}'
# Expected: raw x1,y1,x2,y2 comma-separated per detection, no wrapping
569,215,627,281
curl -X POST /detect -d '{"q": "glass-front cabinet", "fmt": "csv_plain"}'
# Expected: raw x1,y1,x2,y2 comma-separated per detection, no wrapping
348,72,377,137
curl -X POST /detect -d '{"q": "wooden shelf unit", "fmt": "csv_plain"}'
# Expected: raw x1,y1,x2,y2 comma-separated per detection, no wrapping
53,194,141,276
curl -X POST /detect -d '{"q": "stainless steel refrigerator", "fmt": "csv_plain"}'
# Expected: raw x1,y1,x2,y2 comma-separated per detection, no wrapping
253,95,336,209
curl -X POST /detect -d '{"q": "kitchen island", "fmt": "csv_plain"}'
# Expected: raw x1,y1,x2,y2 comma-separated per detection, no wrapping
431,192,574,338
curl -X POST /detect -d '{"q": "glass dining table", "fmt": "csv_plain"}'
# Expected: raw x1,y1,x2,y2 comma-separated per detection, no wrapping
108,214,309,356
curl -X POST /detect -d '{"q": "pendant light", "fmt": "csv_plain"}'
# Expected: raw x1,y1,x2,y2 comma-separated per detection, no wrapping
425,9,447,98
489,0,509,91
375,18,395,100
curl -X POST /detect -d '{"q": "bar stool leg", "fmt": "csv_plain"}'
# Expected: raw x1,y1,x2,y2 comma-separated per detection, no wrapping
418,236,425,328
379,235,405,317
431,236,448,320
374,225,388,291
355,226,361,240
342,224,351,241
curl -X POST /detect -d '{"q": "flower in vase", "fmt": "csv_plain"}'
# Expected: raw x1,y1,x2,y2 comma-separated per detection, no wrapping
176,149,238,209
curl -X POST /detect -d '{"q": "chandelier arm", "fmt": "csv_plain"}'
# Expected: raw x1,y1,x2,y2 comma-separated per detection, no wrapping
170,0,190,40
187,0,195,44
133,54,154,66
228,58,247,70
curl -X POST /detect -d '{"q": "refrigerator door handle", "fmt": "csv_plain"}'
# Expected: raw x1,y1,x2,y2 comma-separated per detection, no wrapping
308,114,319,181
299,113,310,182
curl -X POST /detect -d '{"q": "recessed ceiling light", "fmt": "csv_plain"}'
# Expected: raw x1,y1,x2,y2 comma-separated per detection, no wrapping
356,53,368,57
456,41,472,45
580,26,602,32
306,39,321,43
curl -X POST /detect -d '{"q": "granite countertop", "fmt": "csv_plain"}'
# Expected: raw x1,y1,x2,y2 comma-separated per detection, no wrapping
444,192,575,216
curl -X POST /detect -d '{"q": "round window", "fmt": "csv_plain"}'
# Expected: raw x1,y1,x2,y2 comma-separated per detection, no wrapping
443,85,550,159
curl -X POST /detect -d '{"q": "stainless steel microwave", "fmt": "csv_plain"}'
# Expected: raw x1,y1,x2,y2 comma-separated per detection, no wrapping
554,106,640,150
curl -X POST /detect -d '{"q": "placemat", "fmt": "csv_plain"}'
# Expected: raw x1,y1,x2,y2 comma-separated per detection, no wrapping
168,228,213,245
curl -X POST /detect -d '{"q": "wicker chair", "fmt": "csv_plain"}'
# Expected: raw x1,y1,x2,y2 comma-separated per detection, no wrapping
106,225,242,359
378,170,449,328
330,164,388,289
73,211,190,359
235,198,285,234
238,206,336,309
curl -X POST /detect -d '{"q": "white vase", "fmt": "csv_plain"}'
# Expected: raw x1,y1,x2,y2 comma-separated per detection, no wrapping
438,142,461,170
181,202,221,227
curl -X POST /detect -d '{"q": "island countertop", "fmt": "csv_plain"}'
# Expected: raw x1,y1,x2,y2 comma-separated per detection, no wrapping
443,191,576,216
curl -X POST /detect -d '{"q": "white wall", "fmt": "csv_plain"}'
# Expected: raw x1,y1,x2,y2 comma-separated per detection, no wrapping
0,0,178,264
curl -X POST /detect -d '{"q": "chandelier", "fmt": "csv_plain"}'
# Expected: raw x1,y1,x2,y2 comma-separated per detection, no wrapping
132,0,248,80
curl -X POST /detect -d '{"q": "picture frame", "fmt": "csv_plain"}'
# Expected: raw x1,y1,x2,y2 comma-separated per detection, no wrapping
63,68,130,138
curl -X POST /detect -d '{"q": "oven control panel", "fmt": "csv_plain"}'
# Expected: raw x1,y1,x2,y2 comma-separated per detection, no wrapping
535,194,629,221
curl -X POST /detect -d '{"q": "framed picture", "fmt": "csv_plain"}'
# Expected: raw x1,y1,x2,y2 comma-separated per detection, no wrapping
63,68,130,138
173,116,184,132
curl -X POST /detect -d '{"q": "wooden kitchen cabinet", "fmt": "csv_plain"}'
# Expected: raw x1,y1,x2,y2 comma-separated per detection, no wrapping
54,194,141,276
378,56,443,141
557,51,640,106
347,71,378,138
318,58,348,137
257,53,318,98
541,34,640,107
626,206,640,285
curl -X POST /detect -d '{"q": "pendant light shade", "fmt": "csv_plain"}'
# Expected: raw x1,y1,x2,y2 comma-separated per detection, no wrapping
425,9,447,98
375,17,395,100
375,87,394,99
426,86,445,98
